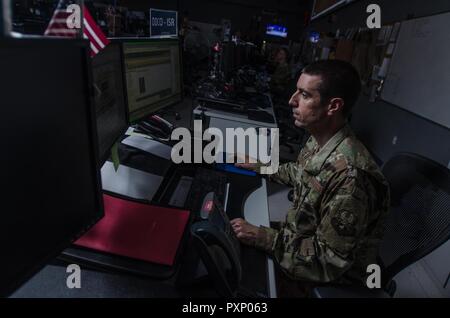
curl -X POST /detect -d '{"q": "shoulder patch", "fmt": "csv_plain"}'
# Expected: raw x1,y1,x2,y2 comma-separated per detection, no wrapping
331,210,358,236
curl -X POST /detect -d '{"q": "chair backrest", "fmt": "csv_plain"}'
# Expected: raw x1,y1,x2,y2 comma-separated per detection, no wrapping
379,153,450,284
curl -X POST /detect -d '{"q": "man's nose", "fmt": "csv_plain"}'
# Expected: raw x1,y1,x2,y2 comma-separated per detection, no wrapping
289,94,298,108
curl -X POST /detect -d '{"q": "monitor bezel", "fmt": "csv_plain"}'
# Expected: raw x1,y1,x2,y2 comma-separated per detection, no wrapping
111,37,183,123
91,41,131,165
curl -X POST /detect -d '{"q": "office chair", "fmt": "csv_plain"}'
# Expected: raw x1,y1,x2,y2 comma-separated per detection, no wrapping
313,152,450,298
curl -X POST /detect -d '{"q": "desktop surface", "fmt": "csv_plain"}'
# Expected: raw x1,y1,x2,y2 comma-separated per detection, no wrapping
12,137,276,298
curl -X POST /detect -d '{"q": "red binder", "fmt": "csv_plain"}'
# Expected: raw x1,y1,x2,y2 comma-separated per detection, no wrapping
75,194,190,266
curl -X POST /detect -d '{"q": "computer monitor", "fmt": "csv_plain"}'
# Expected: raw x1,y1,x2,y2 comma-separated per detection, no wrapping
266,24,288,38
92,42,129,165
120,39,182,122
309,31,320,43
0,38,103,296
221,41,236,80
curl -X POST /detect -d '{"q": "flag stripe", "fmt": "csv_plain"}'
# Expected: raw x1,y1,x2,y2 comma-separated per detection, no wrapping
45,1,109,57
51,18,70,24
46,29,78,34
84,19,105,49
82,5,109,52
90,42,99,54
83,26,102,53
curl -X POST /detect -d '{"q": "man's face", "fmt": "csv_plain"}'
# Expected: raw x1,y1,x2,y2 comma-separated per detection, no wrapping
289,73,328,129
275,50,286,64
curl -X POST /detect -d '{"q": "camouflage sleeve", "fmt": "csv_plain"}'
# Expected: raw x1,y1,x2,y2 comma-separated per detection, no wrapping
267,136,314,185
267,162,301,186
270,64,291,90
254,226,279,252
265,170,372,283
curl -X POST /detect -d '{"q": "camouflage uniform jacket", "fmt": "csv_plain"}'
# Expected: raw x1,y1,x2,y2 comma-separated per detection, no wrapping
256,125,390,284
270,62,291,95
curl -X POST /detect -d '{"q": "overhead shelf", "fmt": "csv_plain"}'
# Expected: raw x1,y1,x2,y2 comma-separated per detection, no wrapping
311,0,358,21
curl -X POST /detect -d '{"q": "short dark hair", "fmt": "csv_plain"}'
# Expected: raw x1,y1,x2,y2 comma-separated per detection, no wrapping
302,60,361,116
275,47,290,61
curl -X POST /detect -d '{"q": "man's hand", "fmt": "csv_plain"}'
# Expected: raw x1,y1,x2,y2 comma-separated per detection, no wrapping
230,218,260,246
233,154,259,171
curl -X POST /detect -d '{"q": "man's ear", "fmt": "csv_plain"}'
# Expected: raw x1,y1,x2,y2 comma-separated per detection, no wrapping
327,98,345,116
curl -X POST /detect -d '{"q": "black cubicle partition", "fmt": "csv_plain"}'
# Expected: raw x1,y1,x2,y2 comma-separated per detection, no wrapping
0,38,103,296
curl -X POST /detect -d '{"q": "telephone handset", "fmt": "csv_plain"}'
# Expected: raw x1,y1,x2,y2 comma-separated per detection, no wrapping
135,115,174,140
189,195,242,297
190,220,242,297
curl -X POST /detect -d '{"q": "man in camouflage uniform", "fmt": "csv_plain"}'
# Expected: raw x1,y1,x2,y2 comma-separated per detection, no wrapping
231,60,390,296
269,48,291,98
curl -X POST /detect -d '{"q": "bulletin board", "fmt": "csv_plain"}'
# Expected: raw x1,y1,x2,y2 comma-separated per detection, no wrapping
381,11,450,129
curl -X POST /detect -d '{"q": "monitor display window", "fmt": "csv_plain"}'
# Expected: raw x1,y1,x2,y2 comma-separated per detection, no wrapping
266,24,288,38
122,40,182,122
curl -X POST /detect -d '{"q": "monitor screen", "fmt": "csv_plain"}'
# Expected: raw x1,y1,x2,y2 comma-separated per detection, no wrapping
221,42,235,79
0,38,103,296
121,39,182,122
309,31,320,43
92,42,129,165
266,24,288,38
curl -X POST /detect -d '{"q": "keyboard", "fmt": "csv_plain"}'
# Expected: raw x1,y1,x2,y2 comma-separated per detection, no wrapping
247,110,275,123
197,98,275,124
236,92,271,109
198,98,249,114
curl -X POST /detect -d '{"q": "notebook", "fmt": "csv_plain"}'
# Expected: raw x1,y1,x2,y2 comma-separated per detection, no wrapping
75,194,190,266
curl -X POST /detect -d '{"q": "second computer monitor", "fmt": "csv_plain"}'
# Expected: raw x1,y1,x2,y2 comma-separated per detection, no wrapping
121,39,182,122
92,42,129,165
0,38,103,296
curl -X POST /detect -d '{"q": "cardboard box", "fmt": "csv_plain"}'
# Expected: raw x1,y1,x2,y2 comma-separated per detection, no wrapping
335,39,354,62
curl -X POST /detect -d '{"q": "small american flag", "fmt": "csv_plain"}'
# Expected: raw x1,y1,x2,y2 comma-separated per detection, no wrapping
45,1,110,57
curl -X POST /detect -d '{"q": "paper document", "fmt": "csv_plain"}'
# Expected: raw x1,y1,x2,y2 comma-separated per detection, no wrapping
101,161,163,201
378,58,391,78
390,22,401,42
125,126,156,140
386,43,396,55
122,135,172,160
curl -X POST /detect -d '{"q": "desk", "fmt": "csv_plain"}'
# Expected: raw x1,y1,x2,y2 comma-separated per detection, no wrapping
12,137,276,298
193,106,278,129
192,100,278,164
192,92,278,130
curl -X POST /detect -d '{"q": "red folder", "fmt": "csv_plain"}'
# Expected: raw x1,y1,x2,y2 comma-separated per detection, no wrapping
75,194,190,266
